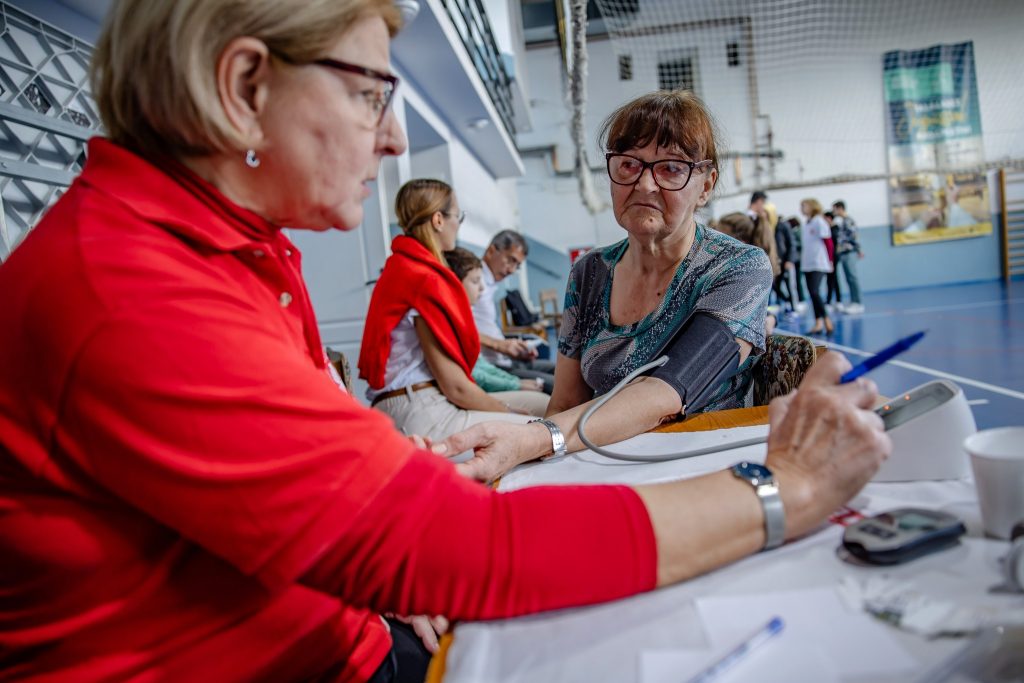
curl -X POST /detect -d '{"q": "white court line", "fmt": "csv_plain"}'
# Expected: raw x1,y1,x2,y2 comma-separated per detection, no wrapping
826,341,1024,401
856,297,1024,319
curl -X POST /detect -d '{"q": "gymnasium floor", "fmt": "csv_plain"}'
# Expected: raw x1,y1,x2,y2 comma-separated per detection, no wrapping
776,279,1024,430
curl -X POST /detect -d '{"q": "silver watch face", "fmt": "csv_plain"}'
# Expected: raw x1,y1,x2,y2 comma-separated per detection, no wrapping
732,461,774,486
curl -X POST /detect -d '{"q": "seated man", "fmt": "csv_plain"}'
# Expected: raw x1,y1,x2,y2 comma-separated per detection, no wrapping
472,229,556,393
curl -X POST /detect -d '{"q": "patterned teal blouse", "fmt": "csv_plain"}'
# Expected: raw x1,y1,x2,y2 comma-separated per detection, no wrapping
558,224,772,412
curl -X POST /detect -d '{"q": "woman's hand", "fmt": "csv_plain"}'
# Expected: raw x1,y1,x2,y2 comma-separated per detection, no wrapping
519,378,544,392
764,352,891,539
406,433,449,456
444,421,551,483
502,338,537,361
386,614,450,654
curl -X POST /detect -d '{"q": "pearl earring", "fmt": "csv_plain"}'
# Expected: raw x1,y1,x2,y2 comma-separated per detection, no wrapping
245,149,260,168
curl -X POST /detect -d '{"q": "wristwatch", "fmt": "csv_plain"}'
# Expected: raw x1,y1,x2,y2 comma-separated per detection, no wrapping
530,418,566,460
730,461,785,551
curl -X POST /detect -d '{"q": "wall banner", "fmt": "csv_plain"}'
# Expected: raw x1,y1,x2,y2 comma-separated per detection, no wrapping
883,41,991,245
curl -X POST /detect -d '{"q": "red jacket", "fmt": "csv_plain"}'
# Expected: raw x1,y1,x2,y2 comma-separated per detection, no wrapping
0,139,656,682
358,235,479,389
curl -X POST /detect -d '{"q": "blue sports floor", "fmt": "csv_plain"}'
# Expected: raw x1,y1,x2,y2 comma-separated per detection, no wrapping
775,279,1024,430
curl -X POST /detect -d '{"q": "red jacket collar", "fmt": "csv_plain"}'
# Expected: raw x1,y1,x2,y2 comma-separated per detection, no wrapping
78,138,278,251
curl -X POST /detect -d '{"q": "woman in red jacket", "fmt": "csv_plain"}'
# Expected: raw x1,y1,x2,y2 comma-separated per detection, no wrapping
358,179,542,441
0,1,890,681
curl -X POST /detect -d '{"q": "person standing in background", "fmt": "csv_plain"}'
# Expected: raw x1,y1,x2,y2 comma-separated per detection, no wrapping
832,200,864,314
823,211,841,312
746,190,768,224
800,199,834,335
773,212,797,315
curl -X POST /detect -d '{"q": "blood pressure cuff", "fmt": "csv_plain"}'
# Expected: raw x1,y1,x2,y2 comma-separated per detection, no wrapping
644,312,740,415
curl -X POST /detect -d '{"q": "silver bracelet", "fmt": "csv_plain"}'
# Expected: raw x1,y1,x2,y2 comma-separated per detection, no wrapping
529,418,566,460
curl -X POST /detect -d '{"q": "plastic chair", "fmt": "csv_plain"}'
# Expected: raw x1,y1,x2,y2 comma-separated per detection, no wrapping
752,333,816,406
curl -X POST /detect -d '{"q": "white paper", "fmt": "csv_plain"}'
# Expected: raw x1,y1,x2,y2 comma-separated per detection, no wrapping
499,425,770,491
639,644,841,683
695,587,917,679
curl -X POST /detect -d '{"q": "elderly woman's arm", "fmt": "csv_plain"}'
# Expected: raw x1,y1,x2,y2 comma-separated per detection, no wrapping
538,336,750,461
543,353,592,416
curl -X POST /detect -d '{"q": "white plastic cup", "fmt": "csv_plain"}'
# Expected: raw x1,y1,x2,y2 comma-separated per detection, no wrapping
965,427,1024,540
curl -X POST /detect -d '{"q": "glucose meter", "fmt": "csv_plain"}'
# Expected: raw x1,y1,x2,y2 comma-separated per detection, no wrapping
842,508,966,565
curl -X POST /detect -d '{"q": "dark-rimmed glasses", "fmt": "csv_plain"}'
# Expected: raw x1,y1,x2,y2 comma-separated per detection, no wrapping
274,52,399,127
605,153,713,191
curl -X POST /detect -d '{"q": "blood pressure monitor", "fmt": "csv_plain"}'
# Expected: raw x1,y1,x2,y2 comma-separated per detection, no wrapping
871,379,977,482
842,508,966,565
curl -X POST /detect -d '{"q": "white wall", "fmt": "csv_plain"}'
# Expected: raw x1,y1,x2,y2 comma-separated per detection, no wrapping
516,0,1023,290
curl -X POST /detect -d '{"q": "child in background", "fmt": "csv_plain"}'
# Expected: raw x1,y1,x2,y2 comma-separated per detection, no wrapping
445,247,548,414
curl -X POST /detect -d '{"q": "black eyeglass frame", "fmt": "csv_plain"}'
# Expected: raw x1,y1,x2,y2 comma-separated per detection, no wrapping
273,51,399,126
605,153,714,191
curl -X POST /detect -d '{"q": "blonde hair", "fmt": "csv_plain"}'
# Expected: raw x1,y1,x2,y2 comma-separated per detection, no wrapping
802,198,823,217
395,179,454,264
91,0,401,160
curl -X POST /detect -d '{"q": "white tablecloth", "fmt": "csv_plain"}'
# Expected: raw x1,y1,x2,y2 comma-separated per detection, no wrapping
441,429,1019,683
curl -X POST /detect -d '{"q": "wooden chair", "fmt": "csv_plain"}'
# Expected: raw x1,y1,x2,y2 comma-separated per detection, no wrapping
752,333,816,406
499,299,548,340
537,288,562,331
325,347,354,393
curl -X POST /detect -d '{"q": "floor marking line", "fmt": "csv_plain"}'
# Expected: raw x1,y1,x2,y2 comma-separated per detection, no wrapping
826,341,1024,401
854,297,1024,319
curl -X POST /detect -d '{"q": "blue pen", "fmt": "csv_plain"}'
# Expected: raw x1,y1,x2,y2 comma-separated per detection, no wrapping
688,616,785,683
839,330,926,384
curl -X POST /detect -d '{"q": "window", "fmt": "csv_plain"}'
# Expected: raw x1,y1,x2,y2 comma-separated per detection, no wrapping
618,54,633,80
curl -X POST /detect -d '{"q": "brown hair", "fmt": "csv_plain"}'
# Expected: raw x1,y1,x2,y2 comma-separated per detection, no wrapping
599,90,721,189
91,0,401,160
444,247,482,281
716,212,780,277
395,178,454,264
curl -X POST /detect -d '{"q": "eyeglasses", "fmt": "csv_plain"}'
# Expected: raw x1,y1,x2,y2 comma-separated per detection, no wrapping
273,51,399,127
498,250,523,271
605,153,713,191
444,211,466,225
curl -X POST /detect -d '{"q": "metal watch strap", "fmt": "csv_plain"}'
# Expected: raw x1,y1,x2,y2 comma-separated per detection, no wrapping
756,481,785,551
731,462,785,551
530,418,566,460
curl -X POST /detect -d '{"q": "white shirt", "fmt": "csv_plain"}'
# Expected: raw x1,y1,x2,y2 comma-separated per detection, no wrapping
364,309,433,402
471,262,511,367
801,215,833,273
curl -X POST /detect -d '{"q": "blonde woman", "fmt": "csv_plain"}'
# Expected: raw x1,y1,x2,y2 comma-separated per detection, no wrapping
0,2,890,681
358,179,539,441
800,198,835,334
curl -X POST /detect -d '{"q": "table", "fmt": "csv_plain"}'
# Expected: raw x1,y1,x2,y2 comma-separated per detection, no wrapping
427,406,1017,683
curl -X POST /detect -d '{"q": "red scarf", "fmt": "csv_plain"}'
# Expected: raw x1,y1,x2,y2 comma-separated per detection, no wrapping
358,235,480,389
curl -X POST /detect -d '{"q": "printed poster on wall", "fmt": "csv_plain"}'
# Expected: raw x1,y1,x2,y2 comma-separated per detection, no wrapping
883,41,992,246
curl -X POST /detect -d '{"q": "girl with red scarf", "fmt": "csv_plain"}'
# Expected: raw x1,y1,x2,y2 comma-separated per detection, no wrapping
358,179,536,441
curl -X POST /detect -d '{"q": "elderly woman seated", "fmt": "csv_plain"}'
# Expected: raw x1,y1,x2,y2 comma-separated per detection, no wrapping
450,91,774,482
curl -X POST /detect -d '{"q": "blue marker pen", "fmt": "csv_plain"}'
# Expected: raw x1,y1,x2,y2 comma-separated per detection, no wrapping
840,330,926,384
688,616,785,683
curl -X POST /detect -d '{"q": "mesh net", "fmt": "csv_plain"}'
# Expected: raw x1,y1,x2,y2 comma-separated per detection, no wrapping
577,0,1024,198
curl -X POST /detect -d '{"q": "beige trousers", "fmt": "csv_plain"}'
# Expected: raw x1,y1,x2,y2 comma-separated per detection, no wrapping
372,386,536,444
